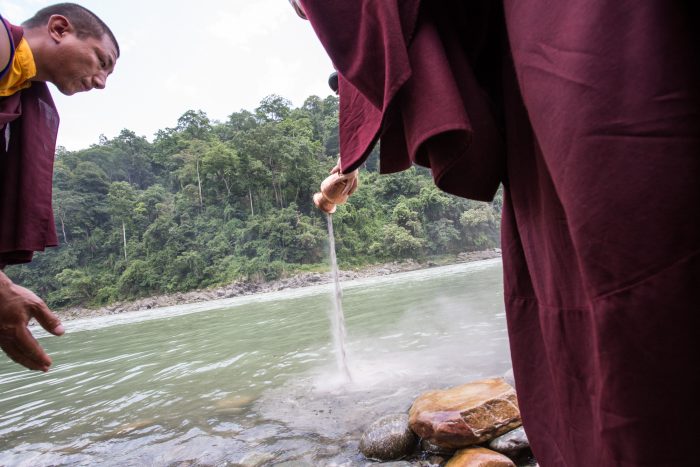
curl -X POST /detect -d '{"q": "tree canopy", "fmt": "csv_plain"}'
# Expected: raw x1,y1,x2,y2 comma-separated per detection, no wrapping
7,94,501,310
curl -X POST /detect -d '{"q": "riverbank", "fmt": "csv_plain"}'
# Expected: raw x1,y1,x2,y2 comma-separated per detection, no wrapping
55,249,501,321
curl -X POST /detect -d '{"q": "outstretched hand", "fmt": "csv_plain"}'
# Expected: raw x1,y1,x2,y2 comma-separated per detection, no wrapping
0,271,64,371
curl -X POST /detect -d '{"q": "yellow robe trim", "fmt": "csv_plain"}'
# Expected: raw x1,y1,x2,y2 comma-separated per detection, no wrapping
0,38,36,97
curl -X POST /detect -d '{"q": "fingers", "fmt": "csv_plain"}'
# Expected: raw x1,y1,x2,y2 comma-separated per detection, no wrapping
341,178,353,195
13,326,52,370
31,300,64,336
346,177,358,196
339,170,359,196
0,337,50,372
0,280,62,372
330,157,342,174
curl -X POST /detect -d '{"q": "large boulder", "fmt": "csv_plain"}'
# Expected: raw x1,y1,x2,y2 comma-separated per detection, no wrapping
446,447,516,467
409,378,521,449
359,413,418,461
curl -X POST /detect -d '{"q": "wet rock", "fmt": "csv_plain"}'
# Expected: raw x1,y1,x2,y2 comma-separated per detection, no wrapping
409,378,521,449
514,452,538,467
359,413,418,461
418,455,447,467
308,273,322,282
421,439,456,456
377,462,415,467
488,427,529,457
97,418,156,441
166,460,207,467
238,451,275,467
446,447,515,467
214,394,256,414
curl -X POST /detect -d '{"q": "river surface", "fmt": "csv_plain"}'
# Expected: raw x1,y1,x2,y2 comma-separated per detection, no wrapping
0,259,510,466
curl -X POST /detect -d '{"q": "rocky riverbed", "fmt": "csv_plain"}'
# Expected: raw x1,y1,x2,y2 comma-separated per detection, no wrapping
54,249,501,321
358,375,538,466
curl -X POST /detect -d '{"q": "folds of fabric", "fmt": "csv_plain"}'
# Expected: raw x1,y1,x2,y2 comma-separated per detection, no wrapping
501,1,700,465
0,22,59,267
300,0,506,201
301,1,700,465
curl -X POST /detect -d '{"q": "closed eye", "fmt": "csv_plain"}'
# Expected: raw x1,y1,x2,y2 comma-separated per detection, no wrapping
96,50,107,68
98,52,115,72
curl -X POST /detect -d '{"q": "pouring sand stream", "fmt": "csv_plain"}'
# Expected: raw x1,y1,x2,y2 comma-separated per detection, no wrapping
325,212,352,382
314,171,358,382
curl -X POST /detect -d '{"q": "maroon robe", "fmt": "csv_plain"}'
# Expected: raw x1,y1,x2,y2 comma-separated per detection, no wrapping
300,1,700,465
0,20,60,268
301,1,506,202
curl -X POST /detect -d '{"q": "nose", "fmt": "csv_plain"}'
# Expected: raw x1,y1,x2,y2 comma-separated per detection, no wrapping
93,72,108,90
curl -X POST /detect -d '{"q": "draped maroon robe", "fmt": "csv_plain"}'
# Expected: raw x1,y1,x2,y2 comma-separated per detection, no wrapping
0,19,60,268
300,1,700,465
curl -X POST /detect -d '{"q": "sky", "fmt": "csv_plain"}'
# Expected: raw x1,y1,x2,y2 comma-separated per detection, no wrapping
0,0,335,150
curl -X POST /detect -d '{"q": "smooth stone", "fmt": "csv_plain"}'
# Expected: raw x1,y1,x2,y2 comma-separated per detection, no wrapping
446,447,516,467
421,438,456,456
214,393,256,413
489,426,529,456
97,418,155,440
516,459,538,467
238,451,275,467
409,378,521,449
418,455,447,467
375,462,415,467
359,413,418,461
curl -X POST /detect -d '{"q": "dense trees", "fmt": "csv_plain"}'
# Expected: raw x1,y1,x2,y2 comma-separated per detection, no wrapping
6,95,501,310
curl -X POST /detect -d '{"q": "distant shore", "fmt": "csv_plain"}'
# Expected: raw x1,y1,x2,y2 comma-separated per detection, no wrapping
54,249,501,322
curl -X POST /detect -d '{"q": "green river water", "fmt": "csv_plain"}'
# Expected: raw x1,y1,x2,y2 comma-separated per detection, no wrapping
0,258,509,466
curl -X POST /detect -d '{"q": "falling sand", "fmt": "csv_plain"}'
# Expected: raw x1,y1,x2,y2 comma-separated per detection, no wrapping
326,213,352,382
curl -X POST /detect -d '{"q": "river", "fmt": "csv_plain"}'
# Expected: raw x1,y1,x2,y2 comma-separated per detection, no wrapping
0,258,510,466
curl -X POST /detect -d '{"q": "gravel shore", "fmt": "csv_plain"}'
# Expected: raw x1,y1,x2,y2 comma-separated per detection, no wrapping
55,249,501,321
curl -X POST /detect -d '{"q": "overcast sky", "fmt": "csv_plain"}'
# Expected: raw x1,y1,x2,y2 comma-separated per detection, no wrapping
0,0,335,150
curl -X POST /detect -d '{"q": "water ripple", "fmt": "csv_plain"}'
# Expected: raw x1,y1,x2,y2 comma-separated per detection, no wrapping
0,259,508,465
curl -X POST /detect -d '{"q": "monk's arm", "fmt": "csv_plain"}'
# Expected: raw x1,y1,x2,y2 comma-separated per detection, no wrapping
0,270,64,371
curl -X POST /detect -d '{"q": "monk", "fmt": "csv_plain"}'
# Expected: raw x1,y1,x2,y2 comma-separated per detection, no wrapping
0,3,119,372
293,1,700,465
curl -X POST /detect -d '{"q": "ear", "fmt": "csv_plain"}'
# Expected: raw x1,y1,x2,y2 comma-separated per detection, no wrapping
47,15,74,43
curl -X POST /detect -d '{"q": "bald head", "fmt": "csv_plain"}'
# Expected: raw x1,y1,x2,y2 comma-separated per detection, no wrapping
19,3,119,96
22,2,119,57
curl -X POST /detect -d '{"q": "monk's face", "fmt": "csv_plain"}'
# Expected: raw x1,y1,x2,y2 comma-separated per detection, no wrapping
50,32,118,96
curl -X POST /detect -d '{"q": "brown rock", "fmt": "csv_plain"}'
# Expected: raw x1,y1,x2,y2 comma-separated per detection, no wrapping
488,426,529,456
421,438,457,456
409,378,521,449
446,447,516,467
359,413,418,461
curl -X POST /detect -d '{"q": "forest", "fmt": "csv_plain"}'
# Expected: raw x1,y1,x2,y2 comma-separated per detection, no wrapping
6,95,501,310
